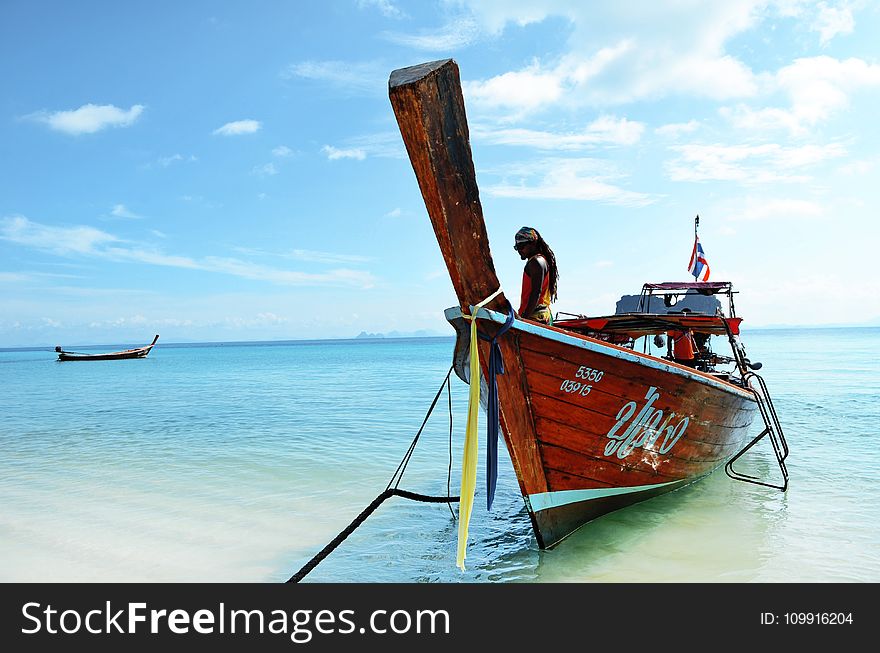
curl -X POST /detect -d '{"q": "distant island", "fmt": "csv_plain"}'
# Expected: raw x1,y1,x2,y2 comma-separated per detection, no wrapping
355,329,445,339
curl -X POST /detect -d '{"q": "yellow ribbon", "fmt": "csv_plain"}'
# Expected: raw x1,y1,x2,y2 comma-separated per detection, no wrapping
457,288,502,571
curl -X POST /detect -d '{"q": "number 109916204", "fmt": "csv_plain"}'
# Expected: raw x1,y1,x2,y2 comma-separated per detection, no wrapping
560,366,605,398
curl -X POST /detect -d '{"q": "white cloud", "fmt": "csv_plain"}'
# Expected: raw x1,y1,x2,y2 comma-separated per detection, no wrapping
321,145,366,161
387,1,870,125
212,119,261,136
666,142,847,182
286,249,372,265
722,56,880,134
223,312,288,328
357,0,405,19
0,272,30,283
158,153,197,166
740,272,875,326
655,120,701,137
252,163,278,176
463,63,563,114
720,105,800,134
282,60,386,94
105,247,201,269
1,215,120,255
384,208,403,218
778,55,880,120
344,132,407,159
233,246,372,265
457,2,764,114
811,1,855,45
382,17,480,50
80,314,192,329
837,158,875,176
724,198,825,221
28,103,144,135
102,314,148,327
0,270,81,285
452,0,562,34
0,216,376,288
474,115,644,149
202,257,376,288
159,154,183,166
465,46,758,116
272,145,294,157
110,204,141,219
485,157,655,207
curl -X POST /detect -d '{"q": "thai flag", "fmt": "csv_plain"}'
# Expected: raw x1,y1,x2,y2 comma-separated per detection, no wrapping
688,236,711,281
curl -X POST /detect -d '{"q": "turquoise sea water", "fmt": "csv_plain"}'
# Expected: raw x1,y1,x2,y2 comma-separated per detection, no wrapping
1,327,879,582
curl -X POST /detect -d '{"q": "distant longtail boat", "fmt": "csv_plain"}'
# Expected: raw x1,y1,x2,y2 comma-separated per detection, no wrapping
55,335,159,362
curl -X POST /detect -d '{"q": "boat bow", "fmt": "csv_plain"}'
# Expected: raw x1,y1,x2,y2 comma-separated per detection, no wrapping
389,59,508,316
390,59,776,551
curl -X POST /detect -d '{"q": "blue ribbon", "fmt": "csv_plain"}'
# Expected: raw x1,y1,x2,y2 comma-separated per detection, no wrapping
478,302,515,511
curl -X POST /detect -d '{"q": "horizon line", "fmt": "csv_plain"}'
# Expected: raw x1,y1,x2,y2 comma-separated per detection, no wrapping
2,323,879,352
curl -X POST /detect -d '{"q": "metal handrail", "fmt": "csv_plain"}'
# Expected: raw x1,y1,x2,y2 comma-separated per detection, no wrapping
725,371,789,491
745,371,789,461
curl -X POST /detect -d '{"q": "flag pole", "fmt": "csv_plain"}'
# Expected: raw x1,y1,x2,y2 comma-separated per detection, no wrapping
695,214,699,238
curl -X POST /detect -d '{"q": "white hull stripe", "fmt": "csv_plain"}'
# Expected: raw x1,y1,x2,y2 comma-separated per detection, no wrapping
529,479,685,513
445,305,756,400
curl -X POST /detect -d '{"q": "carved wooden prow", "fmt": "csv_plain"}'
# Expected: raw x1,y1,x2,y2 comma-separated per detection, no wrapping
389,59,507,312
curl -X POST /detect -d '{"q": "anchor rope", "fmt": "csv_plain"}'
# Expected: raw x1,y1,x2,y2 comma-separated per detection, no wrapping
446,368,455,521
287,365,459,583
385,366,454,492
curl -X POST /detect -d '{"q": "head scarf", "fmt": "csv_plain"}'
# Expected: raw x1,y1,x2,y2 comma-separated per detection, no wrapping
515,226,538,244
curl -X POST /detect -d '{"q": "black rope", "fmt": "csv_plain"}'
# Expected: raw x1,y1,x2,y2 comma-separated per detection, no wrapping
286,489,459,583
446,373,456,521
385,365,454,491
286,366,460,583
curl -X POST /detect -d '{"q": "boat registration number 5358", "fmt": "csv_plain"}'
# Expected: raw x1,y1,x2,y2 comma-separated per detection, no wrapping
575,366,604,382
559,366,606,398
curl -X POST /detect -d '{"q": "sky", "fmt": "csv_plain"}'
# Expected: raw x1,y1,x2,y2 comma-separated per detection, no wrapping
1,0,879,347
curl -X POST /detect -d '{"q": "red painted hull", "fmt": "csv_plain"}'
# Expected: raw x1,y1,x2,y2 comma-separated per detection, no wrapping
388,60,762,550
450,309,758,548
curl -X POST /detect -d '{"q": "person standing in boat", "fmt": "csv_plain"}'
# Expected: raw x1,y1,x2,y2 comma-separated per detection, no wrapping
514,226,558,324
669,328,699,366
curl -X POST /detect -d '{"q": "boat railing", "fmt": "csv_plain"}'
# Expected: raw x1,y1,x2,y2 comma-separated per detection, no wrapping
725,371,789,491
638,281,737,317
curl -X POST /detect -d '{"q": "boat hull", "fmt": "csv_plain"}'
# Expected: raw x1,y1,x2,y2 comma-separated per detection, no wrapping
449,307,758,548
56,335,159,362
57,350,152,361
389,59,761,549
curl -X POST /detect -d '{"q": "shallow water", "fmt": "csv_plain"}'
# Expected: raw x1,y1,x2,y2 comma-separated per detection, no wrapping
1,328,878,582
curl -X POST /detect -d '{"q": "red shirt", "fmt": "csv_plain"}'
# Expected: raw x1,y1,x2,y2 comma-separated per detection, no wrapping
519,255,551,316
669,330,697,360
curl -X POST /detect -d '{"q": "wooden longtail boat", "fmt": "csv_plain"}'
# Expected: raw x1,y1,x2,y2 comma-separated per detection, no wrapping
389,59,788,550
55,335,159,362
